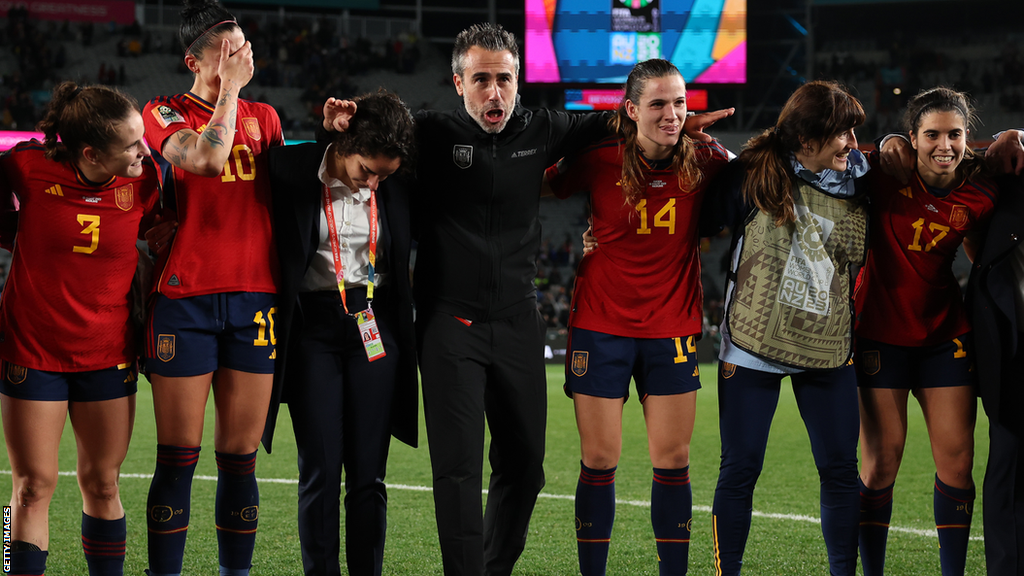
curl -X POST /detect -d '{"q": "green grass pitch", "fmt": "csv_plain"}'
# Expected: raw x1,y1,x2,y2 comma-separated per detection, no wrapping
0,363,988,575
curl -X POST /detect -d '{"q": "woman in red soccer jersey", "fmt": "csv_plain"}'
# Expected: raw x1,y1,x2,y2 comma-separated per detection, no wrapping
0,81,159,576
711,81,868,576
139,1,283,574
855,87,996,576
547,58,730,575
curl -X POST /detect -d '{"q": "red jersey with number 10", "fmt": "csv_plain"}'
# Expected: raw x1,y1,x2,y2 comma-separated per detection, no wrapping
143,93,283,298
551,136,730,338
855,154,997,346
0,141,160,371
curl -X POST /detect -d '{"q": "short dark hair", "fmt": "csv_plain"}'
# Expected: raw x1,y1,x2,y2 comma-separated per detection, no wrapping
331,89,416,174
451,23,519,77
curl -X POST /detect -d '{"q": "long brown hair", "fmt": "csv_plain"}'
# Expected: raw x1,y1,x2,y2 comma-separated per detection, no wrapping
611,59,702,208
738,80,865,226
36,81,139,163
902,86,987,183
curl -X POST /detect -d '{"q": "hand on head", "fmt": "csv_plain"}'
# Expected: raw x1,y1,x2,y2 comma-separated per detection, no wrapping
323,98,358,132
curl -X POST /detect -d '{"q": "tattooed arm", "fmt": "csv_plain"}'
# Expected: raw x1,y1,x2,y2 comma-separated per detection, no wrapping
162,38,254,177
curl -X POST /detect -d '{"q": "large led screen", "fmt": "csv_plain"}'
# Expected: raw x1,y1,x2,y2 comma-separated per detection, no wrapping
526,0,746,85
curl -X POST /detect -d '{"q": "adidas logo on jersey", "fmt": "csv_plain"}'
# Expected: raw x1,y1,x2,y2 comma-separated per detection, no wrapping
269,350,277,360
691,366,699,378
167,275,180,287
926,204,938,213
898,187,913,198
44,184,64,197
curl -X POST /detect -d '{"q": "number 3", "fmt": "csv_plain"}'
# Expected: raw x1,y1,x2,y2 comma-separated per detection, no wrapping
74,214,100,254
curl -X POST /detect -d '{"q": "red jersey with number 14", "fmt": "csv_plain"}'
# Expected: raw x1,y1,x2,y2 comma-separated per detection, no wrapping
551,136,730,338
855,155,997,346
0,141,160,371
143,93,283,298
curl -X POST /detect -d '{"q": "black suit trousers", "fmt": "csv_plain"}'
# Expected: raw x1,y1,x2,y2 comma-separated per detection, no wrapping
985,337,1024,576
288,289,398,576
417,309,548,576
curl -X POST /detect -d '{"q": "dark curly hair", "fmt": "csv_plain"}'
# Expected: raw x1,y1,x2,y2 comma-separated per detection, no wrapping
331,89,416,175
36,81,139,163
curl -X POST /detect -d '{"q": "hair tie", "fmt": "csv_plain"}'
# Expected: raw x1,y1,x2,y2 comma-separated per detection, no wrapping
185,19,237,56
772,125,781,135
71,86,83,98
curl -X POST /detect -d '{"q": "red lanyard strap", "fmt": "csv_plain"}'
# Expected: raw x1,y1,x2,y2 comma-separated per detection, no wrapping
322,183,378,314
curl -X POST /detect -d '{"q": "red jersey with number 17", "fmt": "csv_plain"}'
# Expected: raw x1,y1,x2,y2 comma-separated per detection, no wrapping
143,93,283,298
855,154,997,346
0,141,160,371
551,136,730,338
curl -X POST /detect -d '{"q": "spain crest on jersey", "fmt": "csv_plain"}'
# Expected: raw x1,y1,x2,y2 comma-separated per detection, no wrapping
860,350,881,375
157,334,176,362
571,351,588,377
115,184,134,211
950,205,969,229
6,363,26,384
453,145,473,169
241,117,261,141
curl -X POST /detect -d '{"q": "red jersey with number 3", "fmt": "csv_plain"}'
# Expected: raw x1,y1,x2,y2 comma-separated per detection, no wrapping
0,141,160,371
855,155,997,346
550,136,730,338
143,93,283,298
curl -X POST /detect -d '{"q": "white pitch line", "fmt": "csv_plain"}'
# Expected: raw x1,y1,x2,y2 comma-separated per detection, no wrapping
0,470,979,541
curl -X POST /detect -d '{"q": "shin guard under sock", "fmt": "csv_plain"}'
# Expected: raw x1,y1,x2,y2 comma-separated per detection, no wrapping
934,474,974,576
215,450,259,574
81,513,126,576
576,462,616,576
146,444,200,575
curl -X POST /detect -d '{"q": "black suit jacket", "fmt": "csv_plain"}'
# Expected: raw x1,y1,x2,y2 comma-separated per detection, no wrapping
967,175,1024,427
261,140,418,452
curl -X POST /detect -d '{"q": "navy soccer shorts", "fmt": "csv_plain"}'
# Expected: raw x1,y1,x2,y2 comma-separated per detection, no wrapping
0,361,137,401
855,334,975,389
565,326,701,401
145,292,277,377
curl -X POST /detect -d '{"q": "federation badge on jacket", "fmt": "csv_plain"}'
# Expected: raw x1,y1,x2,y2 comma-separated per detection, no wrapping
453,145,473,169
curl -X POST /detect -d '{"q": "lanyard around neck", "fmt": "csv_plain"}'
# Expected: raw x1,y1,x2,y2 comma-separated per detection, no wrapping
321,183,377,314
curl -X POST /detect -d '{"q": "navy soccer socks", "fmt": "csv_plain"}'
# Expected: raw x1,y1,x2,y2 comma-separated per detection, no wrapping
215,450,260,576
934,474,974,576
651,466,691,576
576,462,616,576
81,512,126,575
858,477,893,576
147,444,200,576
8,540,46,576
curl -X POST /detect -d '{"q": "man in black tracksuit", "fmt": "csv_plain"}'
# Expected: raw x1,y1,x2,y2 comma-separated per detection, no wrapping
411,24,609,576
318,23,729,575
